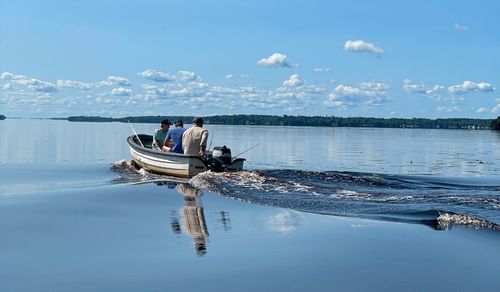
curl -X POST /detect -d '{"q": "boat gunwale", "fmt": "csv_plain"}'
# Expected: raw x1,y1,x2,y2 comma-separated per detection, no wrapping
127,134,209,164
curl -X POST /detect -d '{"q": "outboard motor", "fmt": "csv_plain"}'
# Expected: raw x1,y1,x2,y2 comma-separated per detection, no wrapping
210,145,232,172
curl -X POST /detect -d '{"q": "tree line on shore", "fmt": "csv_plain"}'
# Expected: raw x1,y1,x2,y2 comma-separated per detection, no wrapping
0,115,6,120
491,116,500,130
66,114,500,130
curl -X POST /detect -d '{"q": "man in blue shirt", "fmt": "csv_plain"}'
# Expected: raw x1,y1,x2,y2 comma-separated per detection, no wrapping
165,120,187,153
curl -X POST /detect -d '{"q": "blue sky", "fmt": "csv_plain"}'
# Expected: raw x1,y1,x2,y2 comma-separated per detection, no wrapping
1,0,499,118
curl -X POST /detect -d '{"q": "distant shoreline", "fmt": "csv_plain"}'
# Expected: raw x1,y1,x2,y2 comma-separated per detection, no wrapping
56,114,497,130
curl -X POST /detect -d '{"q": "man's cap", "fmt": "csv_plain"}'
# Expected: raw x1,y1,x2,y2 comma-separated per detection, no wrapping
193,117,204,124
161,119,172,125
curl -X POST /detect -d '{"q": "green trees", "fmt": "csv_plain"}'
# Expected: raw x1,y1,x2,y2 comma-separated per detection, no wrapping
68,116,113,122
0,115,6,120
491,116,500,130
66,115,494,130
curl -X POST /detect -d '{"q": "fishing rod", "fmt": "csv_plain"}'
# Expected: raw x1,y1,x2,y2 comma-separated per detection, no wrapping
233,143,262,159
219,143,262,172
128,120,144,147
208,127,215,150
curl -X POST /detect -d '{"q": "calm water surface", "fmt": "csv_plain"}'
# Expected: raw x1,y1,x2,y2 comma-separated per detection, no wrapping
1,119,500,291
1,119,499,227
1,119,499,176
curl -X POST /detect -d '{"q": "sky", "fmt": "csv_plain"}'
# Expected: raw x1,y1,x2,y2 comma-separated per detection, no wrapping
0,0,499,118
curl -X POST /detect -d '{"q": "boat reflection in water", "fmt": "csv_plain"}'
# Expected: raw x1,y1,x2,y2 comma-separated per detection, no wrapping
156,181,231,256
174,183,209,256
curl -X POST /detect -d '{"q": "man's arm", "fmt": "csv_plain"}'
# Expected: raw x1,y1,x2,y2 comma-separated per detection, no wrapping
164,130,173,147
199,130,208,156
181,129,188,152
153,130,162,148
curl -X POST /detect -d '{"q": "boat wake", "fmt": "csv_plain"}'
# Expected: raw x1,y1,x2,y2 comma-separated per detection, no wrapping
111,161,500,231
110,159,189,184
189,169,500,231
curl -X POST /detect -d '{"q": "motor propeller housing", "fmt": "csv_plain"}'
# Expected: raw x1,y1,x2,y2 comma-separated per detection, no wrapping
208,146,232,172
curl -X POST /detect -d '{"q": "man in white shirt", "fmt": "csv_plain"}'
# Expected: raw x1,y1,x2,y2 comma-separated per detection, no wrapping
182,117,209,156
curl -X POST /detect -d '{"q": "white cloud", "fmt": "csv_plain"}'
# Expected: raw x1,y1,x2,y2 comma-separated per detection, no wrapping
225,74,233,79
137,69,174,82
492,104,500,113
257,53,292,68
326,82,390,108
344,40,384,56
454,22,468,32
26,79,58,93
96,96,116,105
333,85,364,97
334,84,387,98
282,74,303,87
226,83,320,112
12,70,487,117
403,79,427,94
142,84,169,98
425,85,445,96
163,81,209,99
1,72,23,80
111,87,133,96
476,107,489,113
1,72,57,93
437,106,461,112
95,80,113,87
178,70,197,81
313,67,331,73
448,81,494,95
0,72,12,79
107,76,131,86
403,79,445,98
324,93,347,109
56,80,92,90
191,81,209,89
359,82,389,91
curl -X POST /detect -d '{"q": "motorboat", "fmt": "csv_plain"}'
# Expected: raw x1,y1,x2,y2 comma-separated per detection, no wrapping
127,134,245,178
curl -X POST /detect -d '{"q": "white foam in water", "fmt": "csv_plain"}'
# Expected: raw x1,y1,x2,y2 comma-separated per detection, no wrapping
191,171,267,192
331,189,413,203
191,170,321,196
112,159,136,172
152,169,500,231
437,212,500,231
336,190,358,196
111,159,165,183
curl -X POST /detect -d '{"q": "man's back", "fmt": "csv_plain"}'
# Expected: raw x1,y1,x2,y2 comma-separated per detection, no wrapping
166,127,186,153
182,126,208,156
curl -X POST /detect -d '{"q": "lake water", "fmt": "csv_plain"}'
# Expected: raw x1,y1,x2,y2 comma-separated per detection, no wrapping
1,119,500,291
2,119,499,176
1,119,499,226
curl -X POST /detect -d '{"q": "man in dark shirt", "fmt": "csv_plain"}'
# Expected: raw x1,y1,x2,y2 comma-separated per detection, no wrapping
165,120,187,154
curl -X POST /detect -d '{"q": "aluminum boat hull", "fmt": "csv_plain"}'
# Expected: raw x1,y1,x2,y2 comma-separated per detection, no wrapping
127,134,245,178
